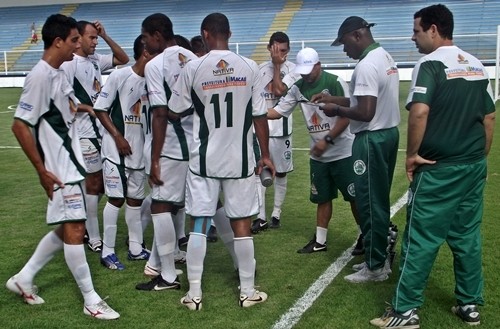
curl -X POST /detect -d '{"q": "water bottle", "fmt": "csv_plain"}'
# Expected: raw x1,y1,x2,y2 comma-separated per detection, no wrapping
259,166,273,187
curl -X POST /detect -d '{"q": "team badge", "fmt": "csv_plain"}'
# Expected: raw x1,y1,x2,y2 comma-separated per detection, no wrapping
353,160,366,175
347,183,355,197
284,150,292,160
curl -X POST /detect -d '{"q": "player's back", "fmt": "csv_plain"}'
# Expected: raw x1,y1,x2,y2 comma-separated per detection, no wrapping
184,50,264,178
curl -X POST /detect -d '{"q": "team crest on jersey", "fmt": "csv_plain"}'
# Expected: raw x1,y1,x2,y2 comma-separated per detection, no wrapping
284,150,292,160
178,53,190,68
353,160,366,175
213,60,234,76
457,54,469,64
347,183,355,197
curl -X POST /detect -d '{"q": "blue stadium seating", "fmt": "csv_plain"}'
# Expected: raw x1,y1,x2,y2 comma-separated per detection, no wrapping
0,0,498,73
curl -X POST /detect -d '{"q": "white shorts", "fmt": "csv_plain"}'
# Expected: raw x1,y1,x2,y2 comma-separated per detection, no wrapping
151,158,188,205
102,160,146,200
185,172,259,219
80,138,102,173
270,136,293,174
47,183,86,225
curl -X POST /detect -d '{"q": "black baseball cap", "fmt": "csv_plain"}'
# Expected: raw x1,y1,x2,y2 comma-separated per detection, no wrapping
331,16,376,46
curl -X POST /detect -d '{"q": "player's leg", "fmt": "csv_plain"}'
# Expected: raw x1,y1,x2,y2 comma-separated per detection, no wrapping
269,135,293,228
212,200,237,269
125,168,148,259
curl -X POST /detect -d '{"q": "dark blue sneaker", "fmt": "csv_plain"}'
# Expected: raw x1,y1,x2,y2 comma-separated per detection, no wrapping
101,253,125,270
128,249,150,261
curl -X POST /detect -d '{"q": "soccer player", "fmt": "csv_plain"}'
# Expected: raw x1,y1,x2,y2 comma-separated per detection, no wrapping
93,35,151,270
135,13,198,291
60,20,129,253
168,12,274,310
319,16,400,283
370,4,496,328
6,14,119,320
267,47,361,255
251,31,298,233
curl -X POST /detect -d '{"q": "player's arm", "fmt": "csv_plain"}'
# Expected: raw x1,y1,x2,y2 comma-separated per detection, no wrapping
311,116,350,158
320,95,375,121
95,109,132,156
310,93,350,107
76,103,96,117
405,102,436,182
267,108,283,120
11,119,63,199
150,105,168,185
94,21,129,66
484,112,495,156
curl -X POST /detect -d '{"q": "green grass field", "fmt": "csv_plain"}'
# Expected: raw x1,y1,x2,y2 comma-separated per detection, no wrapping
0,84,498,329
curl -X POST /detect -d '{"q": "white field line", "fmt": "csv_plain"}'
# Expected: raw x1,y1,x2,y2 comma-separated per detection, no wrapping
272,191,408,329
0,146,20,149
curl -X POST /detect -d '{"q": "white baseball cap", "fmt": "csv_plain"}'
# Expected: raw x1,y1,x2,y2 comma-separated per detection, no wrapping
294,47,319,75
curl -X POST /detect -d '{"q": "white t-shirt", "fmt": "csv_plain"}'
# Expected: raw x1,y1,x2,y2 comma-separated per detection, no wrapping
94,66,147,169
258,60,298,137
145,45,198,161
60,53,114,139
14,60,86,184
169,50,267,178
349,45,400,134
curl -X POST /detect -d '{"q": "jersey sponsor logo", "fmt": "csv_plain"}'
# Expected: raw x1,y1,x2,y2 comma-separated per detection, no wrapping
353,160,366,175
100,91,109,98
411,86,427,94
213,60,234,76
457,54,469,64
307,112,330,132
386,66,398,76
178,53,190,68
202,76,247,90
260,91,278,101
19,101,33,111
64,193,84,210
445,66,484,79
124,100,142,124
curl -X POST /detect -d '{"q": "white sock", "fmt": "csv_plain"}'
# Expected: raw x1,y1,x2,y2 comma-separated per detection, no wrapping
126,204,143,255
148,236,160,269
102,202,120,257
316,226,328,245
256,175,266,220
140,194,152,233
212,207,237,268
85,194,101,243
186,232,207,298
173,208,187,240
152,212,177,282
272,176,287,219
64,243,101,306
234,236,256,297
17,230,63,287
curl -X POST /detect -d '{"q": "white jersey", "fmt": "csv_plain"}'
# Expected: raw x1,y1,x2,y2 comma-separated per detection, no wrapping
258,60,298,137
349,44,400,134
94,66,147,170
145,45,198,161
60,53,114,139
169,50,267,178
274,71,354,163
14,60,86,184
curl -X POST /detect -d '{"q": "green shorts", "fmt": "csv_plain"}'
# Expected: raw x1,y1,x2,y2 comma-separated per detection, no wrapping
309,157,355,204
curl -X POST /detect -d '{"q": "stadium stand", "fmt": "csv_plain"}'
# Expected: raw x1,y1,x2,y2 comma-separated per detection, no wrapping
0,0,498,73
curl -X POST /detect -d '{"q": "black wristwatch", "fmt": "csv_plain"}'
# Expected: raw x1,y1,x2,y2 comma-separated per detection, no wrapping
323,135,335,145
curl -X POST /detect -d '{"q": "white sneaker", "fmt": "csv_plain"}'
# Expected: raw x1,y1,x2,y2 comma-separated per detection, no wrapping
344,266,389,283
83,300,120,320
239,290,268,307
352,259,392,274
6,275,45,305
180,294,202,310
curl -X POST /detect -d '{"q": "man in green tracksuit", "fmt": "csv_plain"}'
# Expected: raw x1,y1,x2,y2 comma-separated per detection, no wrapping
370,4,496,328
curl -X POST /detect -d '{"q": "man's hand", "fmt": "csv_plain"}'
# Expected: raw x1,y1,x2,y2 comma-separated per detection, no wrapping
405,154,436,182
149,161,164,186
39,170,64,200
319,103,340,117
270,43,287,66
93,21,106,37
311,139,328,158
114,134,132,156
256,156,275,178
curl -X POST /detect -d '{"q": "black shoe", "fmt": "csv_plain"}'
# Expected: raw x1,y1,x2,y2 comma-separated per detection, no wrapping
135,275,180,291
83,229,89,244
178,236,189,248
269,216,281,229
207,225,218,242
351,234,365,256
297,237,327,254
370,308,419,328
87,240,103,253
251,218,268,234
452,305,480,325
